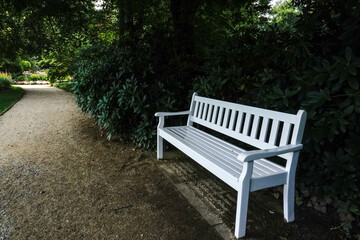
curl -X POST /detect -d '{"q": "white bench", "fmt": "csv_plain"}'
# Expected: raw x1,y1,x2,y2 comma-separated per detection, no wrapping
155,93,306,238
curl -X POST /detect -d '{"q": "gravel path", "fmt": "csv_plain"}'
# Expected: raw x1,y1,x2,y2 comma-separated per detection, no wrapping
0,85,221,240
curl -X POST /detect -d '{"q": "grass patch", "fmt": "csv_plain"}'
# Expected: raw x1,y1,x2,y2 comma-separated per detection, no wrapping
0,86,24,114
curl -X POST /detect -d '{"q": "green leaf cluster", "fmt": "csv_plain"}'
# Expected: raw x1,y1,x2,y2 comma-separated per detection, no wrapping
72,38,186,148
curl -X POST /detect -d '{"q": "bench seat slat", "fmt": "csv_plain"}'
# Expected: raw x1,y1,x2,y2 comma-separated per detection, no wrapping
163,126,287,181
183,126,288,175
174,127,283,177
159,129,240,189
170,127,243,172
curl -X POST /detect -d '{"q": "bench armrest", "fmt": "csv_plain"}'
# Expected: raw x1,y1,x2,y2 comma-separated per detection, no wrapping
155,111,190,117
237,144,303,162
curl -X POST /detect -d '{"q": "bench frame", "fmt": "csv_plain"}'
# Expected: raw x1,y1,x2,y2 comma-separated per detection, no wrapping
155,93,306,238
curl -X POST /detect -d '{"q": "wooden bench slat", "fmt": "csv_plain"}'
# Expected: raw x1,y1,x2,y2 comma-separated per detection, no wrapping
229,110,237,130
206,104,213,121
194,101,200,117
259,117,269,142
280,122,291,146
211,105,219,124
217,107,225,126
223,108,230,128
171,127,245,176
183,126,287,176
169,126,287,178
269,120,280,145
163,128,241,179
235,111,244,132
242,113,251,135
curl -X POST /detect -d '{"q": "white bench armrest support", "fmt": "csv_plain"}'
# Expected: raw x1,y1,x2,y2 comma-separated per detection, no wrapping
155,111,190,129
237,144,303,162
155,110,190,117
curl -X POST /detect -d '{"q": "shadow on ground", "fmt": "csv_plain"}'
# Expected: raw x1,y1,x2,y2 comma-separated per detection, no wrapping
157,150,345,240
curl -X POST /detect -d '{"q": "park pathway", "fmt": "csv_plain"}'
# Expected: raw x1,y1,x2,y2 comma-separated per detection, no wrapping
0,85,221,240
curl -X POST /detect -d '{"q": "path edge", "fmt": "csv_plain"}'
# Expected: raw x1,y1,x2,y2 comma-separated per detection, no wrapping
0,86,25,116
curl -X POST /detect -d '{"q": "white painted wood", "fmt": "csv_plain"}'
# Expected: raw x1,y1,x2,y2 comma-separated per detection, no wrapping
223,108,230,128
280,122,291,146
168,127,286,178
158,128,239,190
155,93,307,239
259,117,269,142
194,101,200,117
190,116,290,153
155,110,190,117
250,115,260,138
198,102,204,119
175,126,286,177
284,151,299,222
187,92,198,126
235,162,253,238
237,144,303,162
217,107,225,126
242,113,251,135
211,106,219,124
235,112,244,132
229,110,237,130
269,120,280,145
156,115,165,159
157,134,163,159
206,104,213,121
194,95,299,123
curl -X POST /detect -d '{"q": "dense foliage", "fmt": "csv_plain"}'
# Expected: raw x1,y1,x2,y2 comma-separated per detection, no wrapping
0,73,11,90
72,41,182,148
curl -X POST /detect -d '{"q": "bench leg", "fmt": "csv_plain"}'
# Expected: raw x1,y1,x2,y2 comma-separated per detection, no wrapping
284,152,299,222
157,134,163,159
235,182,250,238
283,180,295,222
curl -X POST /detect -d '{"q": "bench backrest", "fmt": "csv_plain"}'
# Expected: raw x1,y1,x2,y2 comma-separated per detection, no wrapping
187,93,306,160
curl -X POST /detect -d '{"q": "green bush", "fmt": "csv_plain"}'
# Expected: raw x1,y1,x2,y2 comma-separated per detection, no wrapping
72,41,184,148
14,74,30,81
47,66,70,83
53,81,74,91
0,73,12,90
14,74,47,82
29,74,47,81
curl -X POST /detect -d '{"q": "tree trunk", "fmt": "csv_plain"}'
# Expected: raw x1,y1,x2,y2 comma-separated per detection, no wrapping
170,0,203,57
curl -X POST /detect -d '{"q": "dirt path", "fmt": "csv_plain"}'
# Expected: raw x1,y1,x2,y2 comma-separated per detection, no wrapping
0,85,221,240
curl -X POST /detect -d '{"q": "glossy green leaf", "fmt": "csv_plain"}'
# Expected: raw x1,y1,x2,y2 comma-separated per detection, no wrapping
348,77,359,89
345,47,352,62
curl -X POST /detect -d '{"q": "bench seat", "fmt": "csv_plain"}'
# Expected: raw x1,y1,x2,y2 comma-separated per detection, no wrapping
160,126,287,191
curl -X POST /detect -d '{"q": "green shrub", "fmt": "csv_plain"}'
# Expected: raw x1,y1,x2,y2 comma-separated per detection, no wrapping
47,66,70,83
15,74,30,81
72,42,184,148
14,74,47,82
53,81,74,91
29,74,47,81
0,73,12,90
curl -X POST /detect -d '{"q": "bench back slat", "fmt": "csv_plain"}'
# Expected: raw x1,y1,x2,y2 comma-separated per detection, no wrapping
188,94,306,159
